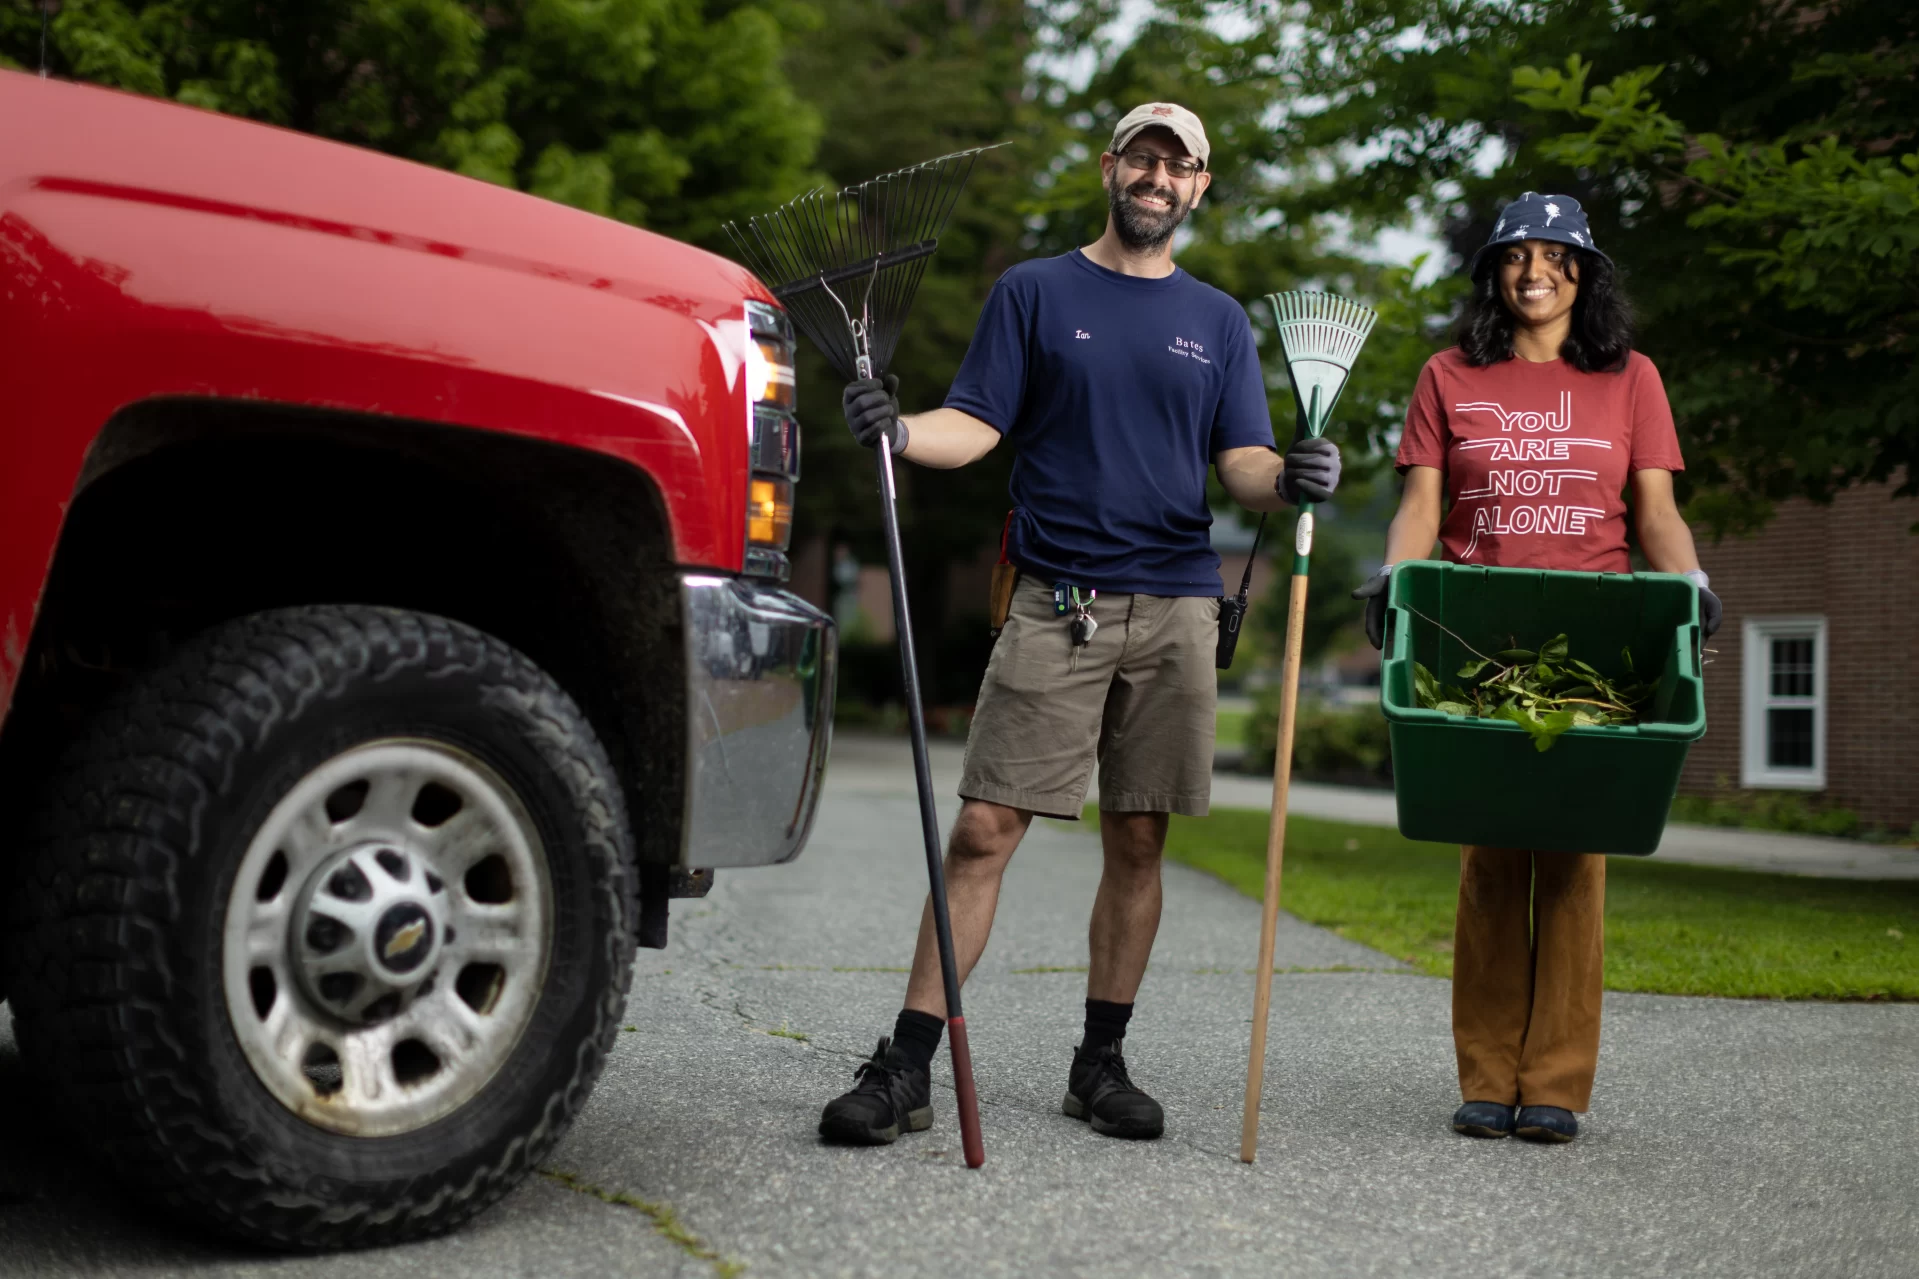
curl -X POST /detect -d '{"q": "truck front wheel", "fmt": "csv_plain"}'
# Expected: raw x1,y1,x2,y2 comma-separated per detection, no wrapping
5,606,636,1248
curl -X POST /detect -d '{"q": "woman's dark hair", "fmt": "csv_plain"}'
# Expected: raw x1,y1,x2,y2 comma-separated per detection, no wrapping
1456,247,1633,372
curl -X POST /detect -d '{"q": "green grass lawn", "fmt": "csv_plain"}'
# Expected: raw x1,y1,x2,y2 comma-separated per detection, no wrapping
1140,807,1919,1001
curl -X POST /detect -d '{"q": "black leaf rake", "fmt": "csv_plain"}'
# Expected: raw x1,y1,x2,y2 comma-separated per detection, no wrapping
726,145,1000,380
725,145,1005,1170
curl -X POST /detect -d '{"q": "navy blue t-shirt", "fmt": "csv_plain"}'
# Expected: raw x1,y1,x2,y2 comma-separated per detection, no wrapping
944,250,1275,596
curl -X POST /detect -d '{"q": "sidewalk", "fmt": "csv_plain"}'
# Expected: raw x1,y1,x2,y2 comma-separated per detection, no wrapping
1207,768,1919,879
829,733,1919,880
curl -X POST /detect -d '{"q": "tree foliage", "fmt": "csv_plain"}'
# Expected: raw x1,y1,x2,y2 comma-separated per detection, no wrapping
782,0,1466,684
1254,518,1365,667
1258,0,1918,533
0,0,822,246
1515,49,1919,520
21,0,1905,697
776,0,1065,697
1032,0,1466,477
781,0,1044,569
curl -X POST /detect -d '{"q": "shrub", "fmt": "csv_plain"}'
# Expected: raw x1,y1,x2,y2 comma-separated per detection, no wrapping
1243,695,1392,788
1670,782,1863,839
831,699,905,734
835,613,997,709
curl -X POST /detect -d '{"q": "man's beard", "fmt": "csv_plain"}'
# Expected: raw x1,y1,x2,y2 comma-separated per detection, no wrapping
1107,172,1193,250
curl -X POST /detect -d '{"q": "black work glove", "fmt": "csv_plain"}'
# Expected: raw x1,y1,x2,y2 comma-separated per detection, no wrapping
1352,565,1393,650
843,374,907,454
1277,436,1341,505
1684,570,1723,639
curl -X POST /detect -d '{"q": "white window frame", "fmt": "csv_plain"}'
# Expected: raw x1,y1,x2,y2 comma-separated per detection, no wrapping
1740,615,1827,790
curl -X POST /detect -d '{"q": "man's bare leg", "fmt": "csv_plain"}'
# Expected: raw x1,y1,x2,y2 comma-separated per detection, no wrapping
1086,810,1168,1002
1064,809,1169,1139
821,799,1028,1144
902,797,1032,1017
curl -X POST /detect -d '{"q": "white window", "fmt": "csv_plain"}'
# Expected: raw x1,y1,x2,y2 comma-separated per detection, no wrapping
1740,616,1827,790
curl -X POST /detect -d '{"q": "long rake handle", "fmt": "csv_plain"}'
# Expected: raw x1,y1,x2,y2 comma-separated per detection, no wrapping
874,443,986,1171
1239,513,1312,1164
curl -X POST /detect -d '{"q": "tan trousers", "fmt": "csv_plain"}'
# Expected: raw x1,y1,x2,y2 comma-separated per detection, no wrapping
1452,846,1606,1111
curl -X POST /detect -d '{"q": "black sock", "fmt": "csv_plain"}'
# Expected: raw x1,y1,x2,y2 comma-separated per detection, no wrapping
1082,998,1133,1055
891,1008,944,1073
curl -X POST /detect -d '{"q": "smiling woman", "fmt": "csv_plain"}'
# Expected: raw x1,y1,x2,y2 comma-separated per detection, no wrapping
1457,211,1633,372
1349,189,1725,1147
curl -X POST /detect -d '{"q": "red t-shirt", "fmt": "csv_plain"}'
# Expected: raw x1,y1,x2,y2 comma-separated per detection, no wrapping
1395,348,1684,572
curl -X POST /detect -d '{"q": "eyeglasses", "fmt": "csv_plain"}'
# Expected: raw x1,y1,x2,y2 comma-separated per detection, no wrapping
1118,149,1203,179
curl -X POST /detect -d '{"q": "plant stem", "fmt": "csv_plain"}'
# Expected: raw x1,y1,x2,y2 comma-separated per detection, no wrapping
1400,604,1498,665
1552,696,1636,713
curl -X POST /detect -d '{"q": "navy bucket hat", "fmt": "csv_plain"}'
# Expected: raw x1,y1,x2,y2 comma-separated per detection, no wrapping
1468,192,1611,277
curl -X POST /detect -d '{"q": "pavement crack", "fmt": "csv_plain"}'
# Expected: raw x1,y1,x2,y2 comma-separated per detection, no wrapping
542,1169,744,1278
717,989,821,1046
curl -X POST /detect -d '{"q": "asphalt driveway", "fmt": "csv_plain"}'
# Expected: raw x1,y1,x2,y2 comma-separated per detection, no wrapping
2,733,1915,1277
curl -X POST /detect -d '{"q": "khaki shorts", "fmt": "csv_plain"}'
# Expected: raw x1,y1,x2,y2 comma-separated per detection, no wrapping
959,578,1218,819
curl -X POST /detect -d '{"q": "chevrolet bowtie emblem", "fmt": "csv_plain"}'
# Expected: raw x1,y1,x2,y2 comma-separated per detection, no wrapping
384,919,427,960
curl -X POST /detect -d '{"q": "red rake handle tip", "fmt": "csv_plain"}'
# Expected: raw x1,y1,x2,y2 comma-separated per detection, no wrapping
948,1016,985,1169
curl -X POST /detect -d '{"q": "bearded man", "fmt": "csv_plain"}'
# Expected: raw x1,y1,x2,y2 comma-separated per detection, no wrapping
820,103,1342,1145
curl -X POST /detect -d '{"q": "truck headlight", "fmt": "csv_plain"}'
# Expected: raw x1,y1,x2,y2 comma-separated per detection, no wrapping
745,337,797,410
744,300,798,579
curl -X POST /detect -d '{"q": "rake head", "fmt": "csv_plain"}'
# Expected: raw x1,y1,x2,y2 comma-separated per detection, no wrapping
1267,291,1378,438
724,145,1005,381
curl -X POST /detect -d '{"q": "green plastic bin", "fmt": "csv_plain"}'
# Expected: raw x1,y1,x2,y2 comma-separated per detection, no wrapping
1380,562,1706,855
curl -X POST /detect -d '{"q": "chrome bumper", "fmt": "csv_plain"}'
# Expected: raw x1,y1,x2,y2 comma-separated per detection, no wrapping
679,573,836,868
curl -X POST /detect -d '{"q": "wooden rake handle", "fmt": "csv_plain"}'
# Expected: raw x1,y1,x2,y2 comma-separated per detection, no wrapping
1238,545,1311,1163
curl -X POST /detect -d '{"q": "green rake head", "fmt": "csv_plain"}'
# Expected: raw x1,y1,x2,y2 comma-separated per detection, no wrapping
1267,291,1378,439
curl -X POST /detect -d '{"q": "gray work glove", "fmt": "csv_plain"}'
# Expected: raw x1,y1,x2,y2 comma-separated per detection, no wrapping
1683,570,1723,639
843,374,908,454
1352,565,1393,650
1277,436,1341,505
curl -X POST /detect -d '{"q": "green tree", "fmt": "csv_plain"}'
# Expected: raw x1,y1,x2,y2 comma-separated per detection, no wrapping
781,0,1068,700
0,0,822,246
1252,518,1365,668
1029,3,1465,663
780,0,1453,692
1237,0,1918,533
1515,49,1919,526
1028,0,1465,474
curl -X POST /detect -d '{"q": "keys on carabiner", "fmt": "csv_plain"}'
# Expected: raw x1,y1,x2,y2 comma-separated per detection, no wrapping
1066,586,1097,670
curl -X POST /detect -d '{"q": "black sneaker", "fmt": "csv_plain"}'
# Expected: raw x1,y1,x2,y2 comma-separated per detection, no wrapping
1452,1101,1516,1139
818,1038,933,1145
1063,1042,1164,1139
1514,1105,1578,1143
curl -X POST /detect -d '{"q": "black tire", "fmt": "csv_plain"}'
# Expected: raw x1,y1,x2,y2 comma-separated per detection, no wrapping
3,606,636,1248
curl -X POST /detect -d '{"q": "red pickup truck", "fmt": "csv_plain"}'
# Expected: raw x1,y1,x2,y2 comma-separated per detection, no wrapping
0,71,834,1247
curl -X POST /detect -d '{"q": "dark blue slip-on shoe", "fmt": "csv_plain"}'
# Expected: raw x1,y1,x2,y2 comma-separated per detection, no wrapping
1452,1101,1516,1139
1514,1105,1578,1143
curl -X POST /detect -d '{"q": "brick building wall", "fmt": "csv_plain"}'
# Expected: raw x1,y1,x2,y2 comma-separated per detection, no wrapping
1683,479,1919,829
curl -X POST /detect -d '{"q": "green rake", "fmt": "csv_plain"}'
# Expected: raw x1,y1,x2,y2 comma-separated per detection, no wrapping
1239,291,1377,1164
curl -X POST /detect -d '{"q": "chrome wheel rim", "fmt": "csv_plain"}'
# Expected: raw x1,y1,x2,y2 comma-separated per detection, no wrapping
222,738,553,1137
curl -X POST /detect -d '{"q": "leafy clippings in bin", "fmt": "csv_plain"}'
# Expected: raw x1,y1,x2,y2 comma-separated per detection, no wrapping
1411,631,1657,752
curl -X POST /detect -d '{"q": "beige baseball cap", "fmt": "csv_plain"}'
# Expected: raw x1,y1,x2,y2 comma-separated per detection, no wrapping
1110,102,1210,169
